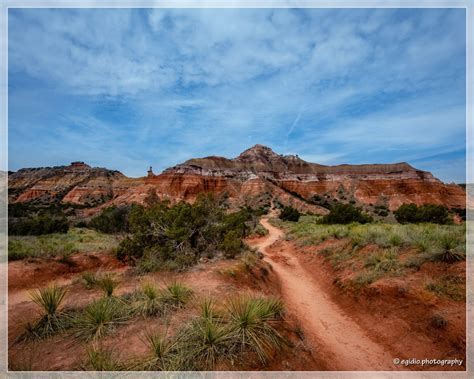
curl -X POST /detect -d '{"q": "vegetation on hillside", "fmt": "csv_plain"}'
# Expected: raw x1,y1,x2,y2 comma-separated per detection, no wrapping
19,273,286,371
9,214,69,236
8,228,120,261
279,206,301,222
394,204,450,224
321,203,373,224
89,205,132,233
278,215,465,289
116,194,263,272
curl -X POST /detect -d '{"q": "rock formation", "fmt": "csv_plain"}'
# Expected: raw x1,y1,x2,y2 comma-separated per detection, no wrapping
8,145,466,213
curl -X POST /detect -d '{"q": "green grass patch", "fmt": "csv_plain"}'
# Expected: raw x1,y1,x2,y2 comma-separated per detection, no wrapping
8,228,121,261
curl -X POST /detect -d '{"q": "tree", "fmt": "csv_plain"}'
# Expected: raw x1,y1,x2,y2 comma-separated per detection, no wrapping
279,206,301,222
321,203,372,224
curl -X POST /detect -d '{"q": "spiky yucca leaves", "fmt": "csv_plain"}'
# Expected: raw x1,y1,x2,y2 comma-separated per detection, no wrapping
26,284,68,339
141,330,183,371
176,317,235,370
136,282,162,316
81,271,98,289
200,298,222,321
85,344,122,371
70,297,129,342
437,233,465,263
97,273,119,297
225,295,285,363
159,281,193,309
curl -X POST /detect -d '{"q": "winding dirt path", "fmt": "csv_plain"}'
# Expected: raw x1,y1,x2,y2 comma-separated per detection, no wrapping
251,217,398,371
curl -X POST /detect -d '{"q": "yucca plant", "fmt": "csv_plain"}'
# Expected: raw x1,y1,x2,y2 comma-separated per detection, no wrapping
97,273,119,297
26,284,68,339
85,344,121,371
159,281,193,309
176,317,234,370
436,233,464,263
225,295,285,363
70,298,129,342
136,282,162,316
81,271,98,290
143,330,182,371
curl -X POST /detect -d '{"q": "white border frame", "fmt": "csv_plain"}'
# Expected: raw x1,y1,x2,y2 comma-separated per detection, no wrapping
0,1,471,378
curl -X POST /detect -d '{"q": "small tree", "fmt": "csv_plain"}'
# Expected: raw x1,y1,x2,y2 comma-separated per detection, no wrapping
279,206,300,222
321,203,372,224
394,204,450,224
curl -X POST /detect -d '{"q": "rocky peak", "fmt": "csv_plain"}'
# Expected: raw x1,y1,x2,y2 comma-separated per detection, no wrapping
236,144,279,159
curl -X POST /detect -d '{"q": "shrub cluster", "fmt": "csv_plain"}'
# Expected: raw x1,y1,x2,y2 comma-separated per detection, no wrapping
116,195,259,271
394,204,450,224
9,215,69,235
89,205,132,233
279,206,301,222
321,203,372,224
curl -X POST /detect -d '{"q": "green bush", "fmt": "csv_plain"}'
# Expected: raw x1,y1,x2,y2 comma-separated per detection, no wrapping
116,194,259,270
279,206,300,222
321,203,372,224
89,205,132,233
394,204,450,224
9,215,69,235
220,230,243,258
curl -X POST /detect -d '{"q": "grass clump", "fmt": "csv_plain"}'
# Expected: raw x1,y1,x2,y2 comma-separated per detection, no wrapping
81,271,98,289
159,282,193,309
70,298,130,342
426,275,465,301
177,317,235,370
136,281,162,316
96,273,119,297
8,228,120,261
364,248,401,274
143,331,182,371
24,284,68,339
225,295,285,363
85,344,122,371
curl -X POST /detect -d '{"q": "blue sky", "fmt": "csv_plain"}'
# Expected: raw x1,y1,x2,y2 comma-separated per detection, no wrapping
8,8,466,182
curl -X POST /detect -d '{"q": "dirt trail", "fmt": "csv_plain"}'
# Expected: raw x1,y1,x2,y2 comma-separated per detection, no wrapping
251,217,398,371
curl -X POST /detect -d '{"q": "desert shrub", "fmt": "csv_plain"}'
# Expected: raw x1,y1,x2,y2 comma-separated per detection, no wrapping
177,317,235,370
96,273,119,297
89,205,132,233
321,203,372,224
364,248,401,274
220,230,243,258
85,345,122,371
116,194,259,270
395,204,450,224
225,295,285,363
143,331,182,371
24,285,68,339
70,297,130,342
81,271,98,289
279,206,300,222
159,282,193,309
173,294,285,370
135,281,162,316
9,215,69,235
426,275,465,301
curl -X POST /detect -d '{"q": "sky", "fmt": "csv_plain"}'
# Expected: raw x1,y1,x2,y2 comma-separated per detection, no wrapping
8,8,466,182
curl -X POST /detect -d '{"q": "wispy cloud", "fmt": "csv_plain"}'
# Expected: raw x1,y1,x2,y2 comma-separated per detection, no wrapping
8,8,466,182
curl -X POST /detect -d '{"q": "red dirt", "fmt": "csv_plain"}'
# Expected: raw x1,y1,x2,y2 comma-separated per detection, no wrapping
8,251,317,371
247,217,466,371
